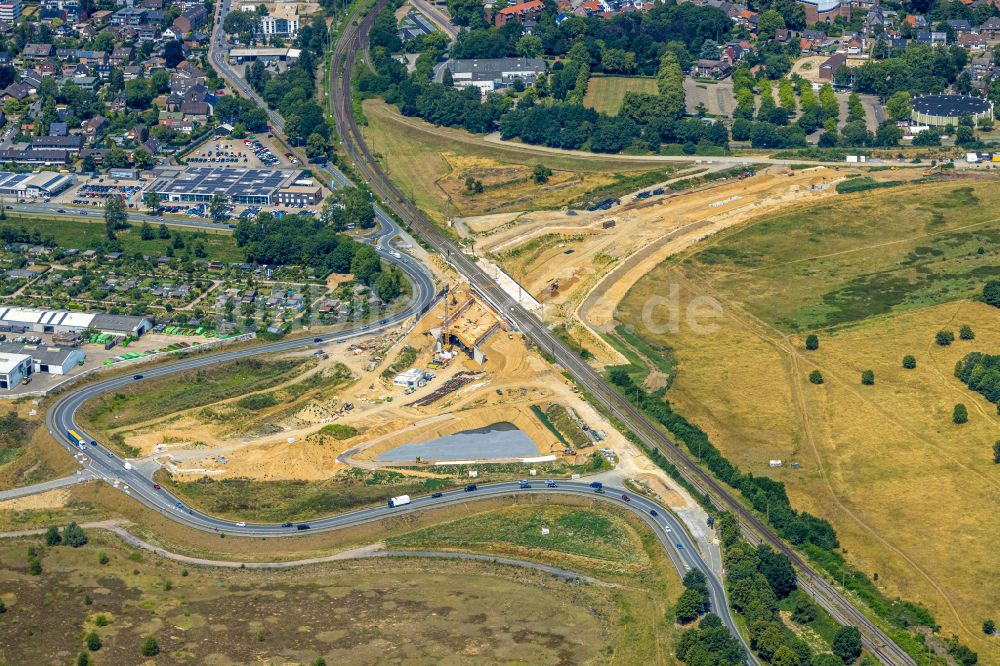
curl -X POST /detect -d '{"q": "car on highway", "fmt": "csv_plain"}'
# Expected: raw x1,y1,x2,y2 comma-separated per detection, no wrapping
621,494,631,502
314,337,322,343
464,483,477,492
650,509,658,517
236,522,247,527
431,492,443,498
282,522,293,527
518,480,530,489
153,483,161,490
545,480,557,488
90,440,97,446
57,208,66,213
296,524,311,530
676,543,684,550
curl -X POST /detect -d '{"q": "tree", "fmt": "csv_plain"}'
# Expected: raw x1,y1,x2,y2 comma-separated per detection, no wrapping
984,618,996,635
791,595,818,624
141,636,160,656
683,568,708,592
832,626,862,663
902,355,916,369
805,334,819,350
983,280,1000,308
104,197,128,239
809,370,824,385
85,632,102,652
158,223,170,239
861,369,874,385
674,587,707,624
76,653,90,666
936,329,955,346
953,403,968,424
960,324,974,340
209,194,228,221
143,190,160,212
28,556,42,575
657,50,686,119
773,645,801,666
306,132,328,159
759,9,786,39
516,34,542,59
885,90,913,121
63,522,88,547
163,40,185,68
532,164,552,184
45,525,62,546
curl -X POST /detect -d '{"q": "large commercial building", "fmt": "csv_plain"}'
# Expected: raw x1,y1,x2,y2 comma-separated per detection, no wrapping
0,0,22,22
0,171,75,199
911,95,993,126
0,307,152,336
445,57,547,93
149,167,321,205
0,343,85,375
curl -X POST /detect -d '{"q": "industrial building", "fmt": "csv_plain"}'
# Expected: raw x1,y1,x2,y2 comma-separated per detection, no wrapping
0,307,152,337
227,47,301,63
0,352,32,389
149,167,320,205
0,343,85,375
445,57,547,93
911,95,994,126
0,171,75,199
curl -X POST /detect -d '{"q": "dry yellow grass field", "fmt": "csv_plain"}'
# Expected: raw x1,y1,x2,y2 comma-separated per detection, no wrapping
618,265,1000,658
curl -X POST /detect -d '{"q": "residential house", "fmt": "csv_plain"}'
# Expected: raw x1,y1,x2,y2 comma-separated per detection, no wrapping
110,46,134,65
23,43,53,59
691,59,732,78
945,19,972,34
819,52,846,80
83,114,108,138
180,101,211,120
958,32,987,51
1,82,31,100
494,0,543,26
32,135,83,152
48,121,68,136
171,5,206,35
915,30,947,47
979,17,1000,39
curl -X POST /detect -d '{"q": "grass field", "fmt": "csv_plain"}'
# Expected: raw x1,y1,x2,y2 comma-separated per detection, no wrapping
81,358,308,433
615,177,1000,655
0,214,244,262
0,530,630,665
362,99,669,223
584,75,658,115
682,180,1000,332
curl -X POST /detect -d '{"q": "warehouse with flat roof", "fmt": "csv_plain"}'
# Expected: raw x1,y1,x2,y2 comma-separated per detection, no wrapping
0,307,152,336
912,95,993,126
0,342,84,375
149,166,305,205
149,166,324,205
0,352,32,389
0,171,75,198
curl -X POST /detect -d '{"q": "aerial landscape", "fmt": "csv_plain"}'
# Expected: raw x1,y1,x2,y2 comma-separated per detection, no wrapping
0,0,998,662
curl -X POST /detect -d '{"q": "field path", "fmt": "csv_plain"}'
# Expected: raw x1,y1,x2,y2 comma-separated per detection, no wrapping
0,520,612,583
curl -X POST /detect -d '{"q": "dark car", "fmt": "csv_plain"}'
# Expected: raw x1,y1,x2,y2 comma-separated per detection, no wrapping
676,543,684,550
314,337,322,343
652,188,665,195
650,509,658,517
464,484,478,492
621,494,631,502
281,522,293,528
296,524,311,530
431,492,443,498
133,374,143,380
153,483,161,490
636,191,651,200
90,440,98,446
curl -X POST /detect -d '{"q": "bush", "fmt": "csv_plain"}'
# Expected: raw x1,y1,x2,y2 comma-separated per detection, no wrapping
318,423,358,440
235,393,278,410
76,653,90,666
936,329,955,346
28,557,41,575
902,355,916,369
861,369,874,385
141,636,160,657
98,552,109,565
809,370,824,385
984,618,996,635
791,595,817,624
984,280,1000,308
45,526,61,546
805,334,819,350
953,403,969,424
63,522,88,548
94,615,109,627
85,632,102,652
960,324,974,340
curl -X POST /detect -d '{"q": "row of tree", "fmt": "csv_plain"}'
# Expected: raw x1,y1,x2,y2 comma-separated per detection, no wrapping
954,352,1000,406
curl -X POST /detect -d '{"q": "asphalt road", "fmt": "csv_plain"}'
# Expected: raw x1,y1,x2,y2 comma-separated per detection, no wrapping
327,4,915,665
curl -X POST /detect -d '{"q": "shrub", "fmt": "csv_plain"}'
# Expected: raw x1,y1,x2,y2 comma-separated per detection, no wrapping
76,653,90,666
28,557,41,575
983,280,1000,308
85,632,102,652
318,423,358,440
861,369,874,385
45,526,61,546
805,334,819,350
62,522,88,548
141,636,160,657
235,393,278,410
959,324,974,340
832,626,862,663
953,403,969,424
98,552,109,565
809,370,824,384
94,615,109,627
902,355,916,369
984,618,996,635
936,329,955,346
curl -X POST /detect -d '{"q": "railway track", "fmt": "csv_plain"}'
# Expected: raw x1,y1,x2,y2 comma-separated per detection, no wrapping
328,4,917,665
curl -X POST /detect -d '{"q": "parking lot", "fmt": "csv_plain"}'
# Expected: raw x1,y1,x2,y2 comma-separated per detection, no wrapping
186,136,293,169
56,177,149,209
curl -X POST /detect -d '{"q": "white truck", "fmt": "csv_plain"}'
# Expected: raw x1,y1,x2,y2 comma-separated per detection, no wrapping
123,462,133,471
387,495,411,508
